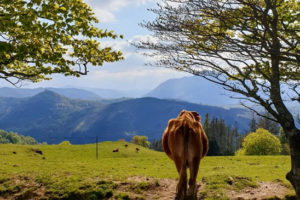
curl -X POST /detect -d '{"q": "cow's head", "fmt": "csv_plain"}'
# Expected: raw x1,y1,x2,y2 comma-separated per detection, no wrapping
178,110,201,121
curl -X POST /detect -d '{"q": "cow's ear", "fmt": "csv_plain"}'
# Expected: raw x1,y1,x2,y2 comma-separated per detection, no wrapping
191,111,201,121
178,110,186,117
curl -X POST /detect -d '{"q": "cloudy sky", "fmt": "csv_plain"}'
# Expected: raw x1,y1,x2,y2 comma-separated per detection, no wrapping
0,0,189,92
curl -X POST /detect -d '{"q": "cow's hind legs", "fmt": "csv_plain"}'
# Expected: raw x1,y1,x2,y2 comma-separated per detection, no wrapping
174,159,187,200
187,158,200,200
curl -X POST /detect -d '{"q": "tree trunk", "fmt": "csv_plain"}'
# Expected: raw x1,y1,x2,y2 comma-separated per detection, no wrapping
286,129,300,199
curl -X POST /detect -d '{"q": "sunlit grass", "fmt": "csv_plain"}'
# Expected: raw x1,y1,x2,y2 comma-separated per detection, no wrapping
0,142,292,199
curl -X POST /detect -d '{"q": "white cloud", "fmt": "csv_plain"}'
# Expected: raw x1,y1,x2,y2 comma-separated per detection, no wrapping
84,0,157,22
10,67,188,91
70,68,188,90
101,34,159,61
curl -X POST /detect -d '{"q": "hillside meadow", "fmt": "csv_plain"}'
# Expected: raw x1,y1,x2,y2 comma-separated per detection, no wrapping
0,141,295,200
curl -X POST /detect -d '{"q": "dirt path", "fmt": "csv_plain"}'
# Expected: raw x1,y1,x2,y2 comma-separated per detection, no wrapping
122,177,292,200
227,182,291,200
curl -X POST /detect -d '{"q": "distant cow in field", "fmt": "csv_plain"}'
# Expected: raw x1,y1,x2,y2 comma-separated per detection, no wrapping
125,144,128,148
112,148,119,152
135,147,140,152
162,110,209,200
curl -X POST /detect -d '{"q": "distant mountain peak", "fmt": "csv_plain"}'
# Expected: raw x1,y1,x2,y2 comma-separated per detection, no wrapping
0,87,101,100
146,76,239,106
29,90,68,103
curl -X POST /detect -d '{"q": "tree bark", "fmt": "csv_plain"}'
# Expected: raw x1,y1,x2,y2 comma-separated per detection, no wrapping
286,129,300,199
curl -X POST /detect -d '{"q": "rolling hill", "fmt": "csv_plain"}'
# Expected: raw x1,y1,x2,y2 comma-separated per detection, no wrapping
0,91,251,144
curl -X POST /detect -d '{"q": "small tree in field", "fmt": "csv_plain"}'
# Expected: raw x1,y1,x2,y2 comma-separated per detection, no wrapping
131,135,150,148
236,128,281,155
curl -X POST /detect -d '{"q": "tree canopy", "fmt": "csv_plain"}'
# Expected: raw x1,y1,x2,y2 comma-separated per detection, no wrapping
131,135,150,148
0,0,123,85
0,129,37,145
137,0,299,132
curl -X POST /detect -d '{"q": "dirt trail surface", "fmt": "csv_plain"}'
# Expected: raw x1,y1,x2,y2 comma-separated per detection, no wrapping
123,177,291,200
227,182,291,200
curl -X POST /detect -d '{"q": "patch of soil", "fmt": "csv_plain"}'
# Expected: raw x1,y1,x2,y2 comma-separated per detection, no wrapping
121,176,205,200
227,182,291,200
119,177,292,200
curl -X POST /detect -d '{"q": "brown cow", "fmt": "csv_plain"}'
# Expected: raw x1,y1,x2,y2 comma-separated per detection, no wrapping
162,110,209,200
112,148,119,152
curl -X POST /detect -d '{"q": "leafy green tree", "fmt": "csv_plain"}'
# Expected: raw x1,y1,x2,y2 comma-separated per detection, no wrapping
237,128,281,155
22,136,37,145
131,135,150,148
0,129,37,144
138,0,300,196
7,133,21,144
0,0,123,85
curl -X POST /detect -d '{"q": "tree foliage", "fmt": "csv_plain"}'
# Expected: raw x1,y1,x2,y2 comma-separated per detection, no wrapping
137,0,299,133
0,129,37,144
131,135,150,148
236,128,281,155
0,0,123,85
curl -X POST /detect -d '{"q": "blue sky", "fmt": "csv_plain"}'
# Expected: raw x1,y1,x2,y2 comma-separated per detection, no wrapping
0,0,189,91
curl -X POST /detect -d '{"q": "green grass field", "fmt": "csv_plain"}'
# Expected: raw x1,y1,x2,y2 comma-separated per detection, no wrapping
0,141,295,200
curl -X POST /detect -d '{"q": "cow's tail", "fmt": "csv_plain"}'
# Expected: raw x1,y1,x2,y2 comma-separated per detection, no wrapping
178,120,189,197
182,120,189,168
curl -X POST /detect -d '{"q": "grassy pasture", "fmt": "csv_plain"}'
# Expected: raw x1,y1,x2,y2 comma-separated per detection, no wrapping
0,141,294,199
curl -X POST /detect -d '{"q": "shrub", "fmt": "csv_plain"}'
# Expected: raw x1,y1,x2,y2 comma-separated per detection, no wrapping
131,135,150,148
236,128,281,155
58,141,72,145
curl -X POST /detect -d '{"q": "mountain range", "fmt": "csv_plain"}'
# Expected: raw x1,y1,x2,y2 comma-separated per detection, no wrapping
0,76,241,106
0,90,251,144
0,87,101,100
0,87,149,100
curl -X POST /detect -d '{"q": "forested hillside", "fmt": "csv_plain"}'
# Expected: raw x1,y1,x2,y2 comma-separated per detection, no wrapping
0,91,251,144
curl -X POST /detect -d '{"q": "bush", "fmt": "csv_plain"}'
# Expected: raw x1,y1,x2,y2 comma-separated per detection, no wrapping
131,135,150,148
235,128,281,155
58,141,72,145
